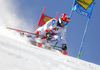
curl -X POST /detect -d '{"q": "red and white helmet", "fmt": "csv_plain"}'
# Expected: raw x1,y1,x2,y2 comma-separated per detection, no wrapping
59,13,70,25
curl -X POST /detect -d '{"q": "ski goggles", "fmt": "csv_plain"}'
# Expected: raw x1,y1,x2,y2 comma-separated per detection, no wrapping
62,21,68,25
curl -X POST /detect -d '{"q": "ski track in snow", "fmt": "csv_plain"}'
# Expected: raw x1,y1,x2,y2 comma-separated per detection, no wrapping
0,33,100,70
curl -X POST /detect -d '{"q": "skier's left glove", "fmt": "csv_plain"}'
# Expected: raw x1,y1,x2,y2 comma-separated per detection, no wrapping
46,32,52,41
62,44,67,50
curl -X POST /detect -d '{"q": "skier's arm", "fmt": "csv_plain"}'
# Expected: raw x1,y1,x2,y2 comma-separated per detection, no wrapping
43,18,56,33
61,28,67,50
61,28,66,44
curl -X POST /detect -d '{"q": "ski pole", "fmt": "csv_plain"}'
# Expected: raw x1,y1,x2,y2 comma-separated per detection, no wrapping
7,27,47,38
53,41,59,48
53,36,62,48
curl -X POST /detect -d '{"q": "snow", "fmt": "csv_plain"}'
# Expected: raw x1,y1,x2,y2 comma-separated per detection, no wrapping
0,29,100,70
0,0,100,70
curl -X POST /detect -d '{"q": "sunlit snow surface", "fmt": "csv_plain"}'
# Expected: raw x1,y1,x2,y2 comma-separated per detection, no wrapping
0,0,100,70
0,30,100,70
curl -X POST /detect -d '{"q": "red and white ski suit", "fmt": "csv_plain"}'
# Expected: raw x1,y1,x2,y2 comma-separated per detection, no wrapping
33,18,67,44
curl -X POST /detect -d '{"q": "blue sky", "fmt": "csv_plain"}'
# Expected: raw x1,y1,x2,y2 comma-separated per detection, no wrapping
13,0,100,65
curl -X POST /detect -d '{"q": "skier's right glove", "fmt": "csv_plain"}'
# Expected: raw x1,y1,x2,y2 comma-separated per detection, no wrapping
62,44,67,50
46,32,52,41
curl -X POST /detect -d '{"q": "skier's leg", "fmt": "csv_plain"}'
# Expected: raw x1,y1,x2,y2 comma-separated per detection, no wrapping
22,27,43,39
51,35,60,42
50,35,68,55
49,35,60,45
34,27,47,43
34,26,46,38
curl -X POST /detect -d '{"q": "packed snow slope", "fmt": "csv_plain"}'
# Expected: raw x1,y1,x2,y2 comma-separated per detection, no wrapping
0,29,100,70
0,0,100,70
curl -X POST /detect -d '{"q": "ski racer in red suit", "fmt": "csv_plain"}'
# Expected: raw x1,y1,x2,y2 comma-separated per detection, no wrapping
24,13,70,51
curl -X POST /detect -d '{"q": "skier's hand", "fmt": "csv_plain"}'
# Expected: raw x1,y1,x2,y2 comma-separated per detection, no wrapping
62,44,67,50
46,32,52,41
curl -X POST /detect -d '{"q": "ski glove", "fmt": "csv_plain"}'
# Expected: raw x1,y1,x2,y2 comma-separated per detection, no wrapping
62,44,67,50
46,32,52,41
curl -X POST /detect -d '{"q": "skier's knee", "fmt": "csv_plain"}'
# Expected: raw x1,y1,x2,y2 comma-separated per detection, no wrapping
54,35,60,41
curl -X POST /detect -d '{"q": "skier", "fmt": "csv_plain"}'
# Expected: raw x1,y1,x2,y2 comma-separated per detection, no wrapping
23,13,70,52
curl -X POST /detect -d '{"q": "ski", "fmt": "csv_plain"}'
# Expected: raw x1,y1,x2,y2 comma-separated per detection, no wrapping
30,41,68,55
